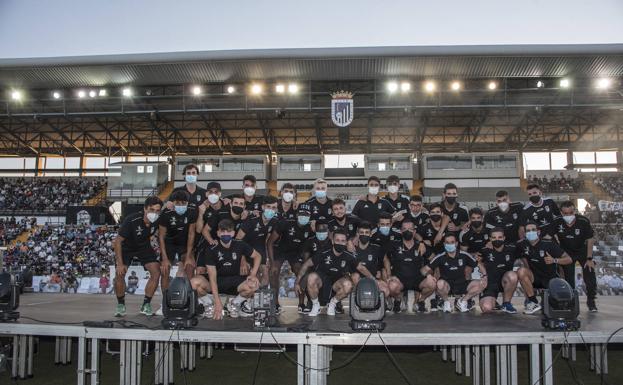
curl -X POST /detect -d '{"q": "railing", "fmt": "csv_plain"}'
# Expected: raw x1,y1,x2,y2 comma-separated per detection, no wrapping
107,184,164,198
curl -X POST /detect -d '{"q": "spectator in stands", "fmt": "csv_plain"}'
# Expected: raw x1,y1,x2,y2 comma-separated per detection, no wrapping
99,273,109,294
127,271,139,294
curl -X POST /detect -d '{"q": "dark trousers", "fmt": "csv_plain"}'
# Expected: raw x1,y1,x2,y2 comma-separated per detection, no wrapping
562,253,597,302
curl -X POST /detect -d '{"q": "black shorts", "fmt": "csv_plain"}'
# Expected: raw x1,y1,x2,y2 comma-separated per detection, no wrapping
216,275,246,296
481,279,504,299
395,274,426,292
446,279,470,296
532,272,555,290
164,243,187,263
276,252,304,267
122,253,159,268
316,272,339,306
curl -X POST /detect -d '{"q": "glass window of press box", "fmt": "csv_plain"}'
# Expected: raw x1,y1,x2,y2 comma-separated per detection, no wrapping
426,155,473,170
367,157,410,171
222,159,264,172
474,155,517,169
279,158,321,172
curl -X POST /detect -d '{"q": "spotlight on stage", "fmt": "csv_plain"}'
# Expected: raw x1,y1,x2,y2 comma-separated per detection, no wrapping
0,272,20,322
541,278,580,331
161,277,202,329
349,278,386,331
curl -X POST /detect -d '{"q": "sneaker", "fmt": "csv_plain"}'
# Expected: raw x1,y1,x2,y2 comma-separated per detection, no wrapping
298,303,311,314
335,301,344,314
524,301,542,315
588,300,598,313
140,303,153,316
416,301,426,313
114,303,126,317
227,301,240,318
494,301,502,310
275,304,283,315
501,302,517,314
198,294,214,307
203,305,215,319
392,299,402,314
327,301,337,316
442,300,452,313
467,299,476,311
240,300,253,318
155,306,163,316
308,302,321,317
430,297,439,312
456,299,469,313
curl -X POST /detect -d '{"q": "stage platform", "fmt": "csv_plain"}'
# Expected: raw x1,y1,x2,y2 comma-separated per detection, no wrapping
1,293,622,385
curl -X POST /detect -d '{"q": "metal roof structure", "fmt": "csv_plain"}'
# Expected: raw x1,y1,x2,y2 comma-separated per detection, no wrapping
0,54,622,157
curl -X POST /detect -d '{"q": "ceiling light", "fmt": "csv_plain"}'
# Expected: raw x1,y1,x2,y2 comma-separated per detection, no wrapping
191,86,202,95
386,81,398,93
288,83,299,94
400,82,411,92
88,90,97,98
450,81,461,91
536,81,544,88
78,90,86,98
226,85,235,94
559,78,570,89
487,81,497,90
597,78,611,89
10,90,22,101
251,83,263,95
424,81,435,92
98,89,107,97
52,91,61,99
275,84,285,94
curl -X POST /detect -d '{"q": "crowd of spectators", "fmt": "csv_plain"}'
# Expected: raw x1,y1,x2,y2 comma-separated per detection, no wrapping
0,217,35,246
526,172,584,193
2,224,117,292
594,176,623,201
0,177,106,213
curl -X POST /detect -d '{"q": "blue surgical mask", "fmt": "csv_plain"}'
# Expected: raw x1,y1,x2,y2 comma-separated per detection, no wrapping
263,209,276,220
526,231,539,242
316,232,328,241
220,234,233,243
444,243,457,253
297,216,310,226
185,174,197,184
315,190,327,199
379,226,390,236
174,205,187,215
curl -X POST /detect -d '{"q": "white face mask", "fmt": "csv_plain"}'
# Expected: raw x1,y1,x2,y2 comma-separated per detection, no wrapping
243,186,256,197
207,193,220,204
498,202,509,212
282,192,294,203
368,186,379,195
563,215,575,224
387,185,399,194
146,212,159,223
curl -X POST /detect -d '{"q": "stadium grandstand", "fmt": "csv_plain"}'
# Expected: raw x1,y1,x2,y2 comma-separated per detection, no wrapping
0,1,622,384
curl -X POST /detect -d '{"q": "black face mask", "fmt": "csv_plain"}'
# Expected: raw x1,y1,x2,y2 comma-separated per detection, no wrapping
231,206,244,215
402,230,414,241
359,235,370,244
471,221,482,229
334,244,347,253
430,214,442,222
492,240,505,248
529,195,541,204
446,196,457,205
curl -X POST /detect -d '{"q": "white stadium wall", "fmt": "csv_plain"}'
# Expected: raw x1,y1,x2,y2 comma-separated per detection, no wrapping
1,0,622,64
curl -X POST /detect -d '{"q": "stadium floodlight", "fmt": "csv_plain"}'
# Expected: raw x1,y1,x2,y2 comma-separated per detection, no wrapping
88,90,97,98
450,81,461,91
52,91,61,99
226,85,236,94
250,83,263,95
596,78,611,90
78,90,86,98
288,83,299,94
424,81,435,93
386,81,399,93
98,89,107,97
10,90,22,101
191,86,202,96
400,82,411,93
275,84,286,94
536,80,545,88
487,81,497,90
122,87,133,97
559,78,570,89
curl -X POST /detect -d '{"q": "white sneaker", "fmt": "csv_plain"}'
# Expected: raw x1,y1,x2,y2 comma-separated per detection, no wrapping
456,299,469,313
327,301,337,316
308,302,321,317
227,301,240,318
442,300,452,313
155,306,164,316
198,294,214,307
203,305,215,319
240,300,254,318
524,301,542,315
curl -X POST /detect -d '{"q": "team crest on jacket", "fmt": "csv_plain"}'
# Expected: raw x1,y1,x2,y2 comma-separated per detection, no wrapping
331,91,354,127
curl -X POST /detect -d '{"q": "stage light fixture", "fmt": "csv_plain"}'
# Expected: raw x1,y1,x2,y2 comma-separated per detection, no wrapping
10,90,22,101
191,86,202,96
536,80,545,88
349,277,385,331
560,78,570,88
487,81,497,90
227,85,236,94
53,91,61,99
122,87,133,97
399,82,411,93
597,78,611,89
161,277,201,329
542,278,580,330
424,81,435,93
78,90,86,98
251,83,263,95
98,89,107,97
450,81,461,91
288,83,299,94
386,81,398,93
88,90,97,98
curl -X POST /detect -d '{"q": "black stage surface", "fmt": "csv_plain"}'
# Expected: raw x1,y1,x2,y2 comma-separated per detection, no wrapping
12,293,623,334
